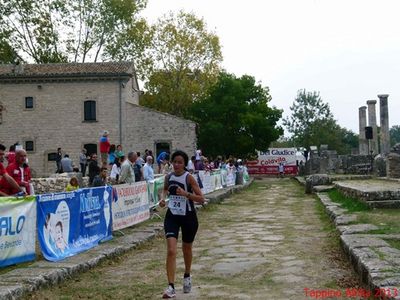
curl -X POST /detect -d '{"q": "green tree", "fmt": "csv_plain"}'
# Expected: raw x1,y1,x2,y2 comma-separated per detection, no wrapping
390,125,400,146
140,11,222,117
283,89,357,154
190,72,283,158
0,31,20,63
0,0,148,63
283,89,333,148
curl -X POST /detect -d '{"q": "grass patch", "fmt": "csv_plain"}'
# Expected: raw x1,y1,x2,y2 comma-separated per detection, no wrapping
370,247,386,259
384,239,400,251
315,196,337,233
353,209,400,234
327,189,370,212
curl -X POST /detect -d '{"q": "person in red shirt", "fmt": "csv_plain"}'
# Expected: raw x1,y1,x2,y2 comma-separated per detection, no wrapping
0,144,25,196
5,149,32,195
5,144,16,166
99,130,110,167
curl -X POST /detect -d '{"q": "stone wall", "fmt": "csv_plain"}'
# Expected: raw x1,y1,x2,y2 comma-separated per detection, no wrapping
0,80,127,176
31,172,89,194
387,153,400,178
125,104,197,157
385,143,400,178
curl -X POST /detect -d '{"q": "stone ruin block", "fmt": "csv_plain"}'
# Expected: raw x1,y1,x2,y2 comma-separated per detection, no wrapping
387,152,400,178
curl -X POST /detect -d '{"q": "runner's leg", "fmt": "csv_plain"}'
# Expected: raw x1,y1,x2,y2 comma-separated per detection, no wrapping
166,237,177,284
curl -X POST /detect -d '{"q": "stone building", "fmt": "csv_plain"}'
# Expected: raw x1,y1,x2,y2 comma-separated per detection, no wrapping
0,62,197,176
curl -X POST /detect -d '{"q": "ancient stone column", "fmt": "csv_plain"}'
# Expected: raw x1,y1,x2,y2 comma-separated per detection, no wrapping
367,100,379,155
378,94,390,156
358,106,368,154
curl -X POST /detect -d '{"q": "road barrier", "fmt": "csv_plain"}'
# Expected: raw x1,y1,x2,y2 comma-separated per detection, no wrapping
0,168,249,267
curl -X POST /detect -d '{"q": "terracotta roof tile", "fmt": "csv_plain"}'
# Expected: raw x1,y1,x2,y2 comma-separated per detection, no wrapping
0,62,134,78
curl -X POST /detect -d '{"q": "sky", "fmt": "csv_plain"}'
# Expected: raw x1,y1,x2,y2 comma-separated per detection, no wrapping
141,0,400,135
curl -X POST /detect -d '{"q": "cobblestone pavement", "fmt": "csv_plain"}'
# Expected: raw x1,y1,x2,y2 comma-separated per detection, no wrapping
27,178,363,300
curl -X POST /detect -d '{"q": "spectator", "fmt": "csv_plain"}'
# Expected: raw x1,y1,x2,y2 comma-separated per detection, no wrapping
0,144,25,196
56,147,62,173
99,130,110,166
108,144,116,166
195,149,202,170
187,156,195,173
278,162,285,178
162,158,172,175
5,144,16,166
88,153,100,186
119,151,136,184
227,159,236,174
115,144,124,159
61,154,73,173
1,149,32,195
79,148,88,176
214,156,222,169
136,152,145,166
156,151,169,174
66,177,79,191
92,167,108,187
143,156,154,181
110,156,122,184
134,159,143,182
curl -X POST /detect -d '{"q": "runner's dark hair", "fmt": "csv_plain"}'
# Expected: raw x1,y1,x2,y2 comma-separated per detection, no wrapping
171,150,189,167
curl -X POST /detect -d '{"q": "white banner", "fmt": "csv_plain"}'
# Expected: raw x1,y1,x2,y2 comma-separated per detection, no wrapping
112,182,150,231
0,196,36,267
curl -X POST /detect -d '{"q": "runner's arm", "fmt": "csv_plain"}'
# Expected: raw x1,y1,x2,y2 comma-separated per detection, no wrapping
185,175,205,204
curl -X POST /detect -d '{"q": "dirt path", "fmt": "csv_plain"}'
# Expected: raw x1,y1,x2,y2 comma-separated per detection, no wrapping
27,178,363,300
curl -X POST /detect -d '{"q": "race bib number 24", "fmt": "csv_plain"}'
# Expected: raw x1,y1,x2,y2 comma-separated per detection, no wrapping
168,195,187,216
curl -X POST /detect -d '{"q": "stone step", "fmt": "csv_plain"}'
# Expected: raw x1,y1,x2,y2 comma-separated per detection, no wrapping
366,200,400,209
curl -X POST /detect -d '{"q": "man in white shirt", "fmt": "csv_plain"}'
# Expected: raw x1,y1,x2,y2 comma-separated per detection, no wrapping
119,151,136,184
143,156,154,181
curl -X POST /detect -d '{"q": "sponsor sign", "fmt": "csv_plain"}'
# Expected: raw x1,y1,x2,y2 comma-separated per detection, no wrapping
112,182,150,230
0,196,36,267
37,187,113,261
247,148,298,175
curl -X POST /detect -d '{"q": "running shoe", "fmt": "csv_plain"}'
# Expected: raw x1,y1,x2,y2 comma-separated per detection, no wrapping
162,285,176,298
183,276,192,293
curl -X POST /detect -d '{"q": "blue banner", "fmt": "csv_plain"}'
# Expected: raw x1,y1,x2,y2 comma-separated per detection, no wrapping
37,186,113,261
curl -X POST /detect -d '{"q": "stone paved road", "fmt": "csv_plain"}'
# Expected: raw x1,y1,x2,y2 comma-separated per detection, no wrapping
27,178,363,300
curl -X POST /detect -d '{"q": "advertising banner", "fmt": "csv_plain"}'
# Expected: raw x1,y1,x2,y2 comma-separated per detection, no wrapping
0,196,36,267
212,170,223,190
37,186,113,262
148,176,165,208
247,148,298,175
112,182,150,231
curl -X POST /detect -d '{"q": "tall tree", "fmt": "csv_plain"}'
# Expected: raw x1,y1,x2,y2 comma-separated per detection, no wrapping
190,72,283,158
284,89,334,148
283,89,357,154
390,125,400,147
0,0,148,63
140,11,222,117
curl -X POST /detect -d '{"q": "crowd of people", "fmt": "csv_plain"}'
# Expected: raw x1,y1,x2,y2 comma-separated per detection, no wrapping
0,130,246,196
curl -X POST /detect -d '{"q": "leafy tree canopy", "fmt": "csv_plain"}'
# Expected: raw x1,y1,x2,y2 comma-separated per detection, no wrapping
390,125,400,147
140,11,222,117
190,72,283,158
0,0,148,64
283,89,358,154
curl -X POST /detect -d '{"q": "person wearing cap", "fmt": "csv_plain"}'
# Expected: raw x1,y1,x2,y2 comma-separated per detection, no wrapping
99,130,110,166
